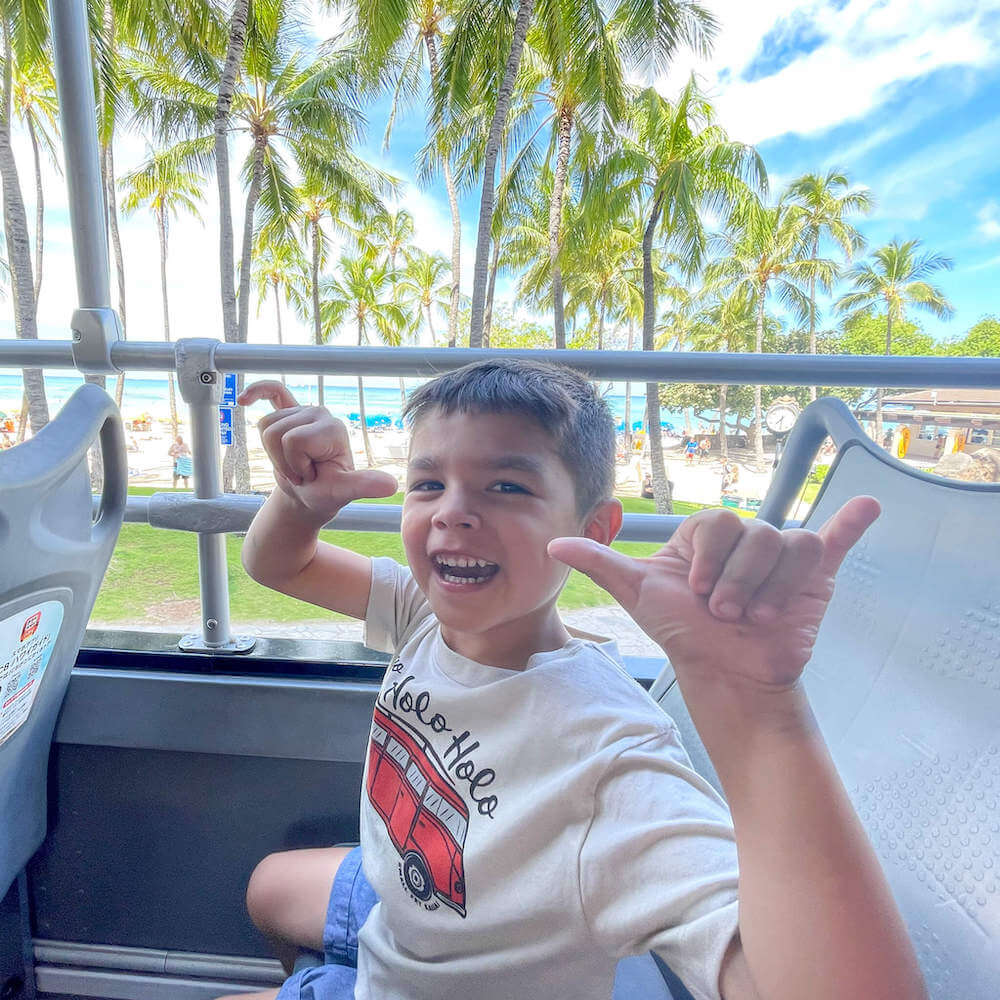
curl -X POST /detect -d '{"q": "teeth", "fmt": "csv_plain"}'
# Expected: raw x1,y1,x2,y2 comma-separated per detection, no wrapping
435,555,496,568
443,573,489,585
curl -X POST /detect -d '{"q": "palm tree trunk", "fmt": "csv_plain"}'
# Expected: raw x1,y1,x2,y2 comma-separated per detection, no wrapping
425,302,437,347
718,383,728,459
642,196,671,514
875,311,893,446
223,136,264,494
0,24,46,436
597,298,605,352
753,286,765,466
157,206,179,437
548,106,572,349
357,321,374,468
483,142,509,348
217,0,249,494
624,318,634,452
215,0,246,344
272,280,286,385
311,216,324,405
468,0,536,347
808,236,818,401
105,144,128,407
425,34,460,349
483,226,501,348
26,114,42,301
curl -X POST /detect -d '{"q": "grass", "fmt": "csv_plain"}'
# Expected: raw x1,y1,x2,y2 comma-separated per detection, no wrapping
91,488,740,624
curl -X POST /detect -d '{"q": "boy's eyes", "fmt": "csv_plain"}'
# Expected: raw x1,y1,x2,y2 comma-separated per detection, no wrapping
488,482,528,494
406,480,530,495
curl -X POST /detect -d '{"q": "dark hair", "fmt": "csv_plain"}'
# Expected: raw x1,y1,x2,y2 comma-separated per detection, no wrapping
402,358,615,517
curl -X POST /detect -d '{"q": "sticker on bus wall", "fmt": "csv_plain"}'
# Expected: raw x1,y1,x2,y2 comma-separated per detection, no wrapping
0,601,64,748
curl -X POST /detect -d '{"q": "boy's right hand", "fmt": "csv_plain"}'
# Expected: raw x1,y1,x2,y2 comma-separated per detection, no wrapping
239,380,398,521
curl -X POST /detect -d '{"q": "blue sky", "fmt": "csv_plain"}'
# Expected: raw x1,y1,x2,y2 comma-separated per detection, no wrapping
320,0,1000,344
13,0,1000,358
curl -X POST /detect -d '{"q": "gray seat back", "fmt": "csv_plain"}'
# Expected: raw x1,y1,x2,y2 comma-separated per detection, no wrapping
0,383,126,898
655,398,1000,1000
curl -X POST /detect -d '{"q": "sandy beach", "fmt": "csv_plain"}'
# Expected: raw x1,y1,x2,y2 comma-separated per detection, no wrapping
119,416,781,509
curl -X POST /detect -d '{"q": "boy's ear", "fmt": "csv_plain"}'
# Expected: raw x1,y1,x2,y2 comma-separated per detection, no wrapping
582,498,623,546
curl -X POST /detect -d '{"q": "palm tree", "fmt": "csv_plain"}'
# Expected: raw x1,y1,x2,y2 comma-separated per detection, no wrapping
835,239,954,443
137,4,391,491
604,80,765,506
783,170,872,398
398,247,451,347
12,57,57,302
350,0,463,346
685,291,759,459
322,250,407,468
251,233,306,386
365,207,415,273
500,14,625,346
439,0,716,347
96,0,224,408
120,152,205,437
708,201,834,465
0,1,49,437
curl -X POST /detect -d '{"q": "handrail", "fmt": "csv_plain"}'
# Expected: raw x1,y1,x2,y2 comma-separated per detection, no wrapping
6,334,996,653
100,494,691,544
3,339,1000,387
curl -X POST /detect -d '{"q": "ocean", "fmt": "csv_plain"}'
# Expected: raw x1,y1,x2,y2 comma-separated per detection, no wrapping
0,372,692,432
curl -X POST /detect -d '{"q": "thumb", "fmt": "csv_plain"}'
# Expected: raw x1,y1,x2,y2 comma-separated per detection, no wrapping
548,537,642,607
339,469,399,503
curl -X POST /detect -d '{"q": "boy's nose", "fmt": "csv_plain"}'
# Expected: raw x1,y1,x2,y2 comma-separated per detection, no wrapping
432,496,481,531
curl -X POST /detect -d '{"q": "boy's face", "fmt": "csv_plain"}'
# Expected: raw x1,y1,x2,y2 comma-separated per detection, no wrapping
402,407,617,665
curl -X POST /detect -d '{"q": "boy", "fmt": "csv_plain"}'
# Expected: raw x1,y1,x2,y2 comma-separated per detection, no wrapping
223,359,924,1000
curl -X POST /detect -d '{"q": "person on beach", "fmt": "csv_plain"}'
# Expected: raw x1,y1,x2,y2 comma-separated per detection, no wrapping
223,358,924,1000
698,436,712,462
168,434,192,488
684,436,699,464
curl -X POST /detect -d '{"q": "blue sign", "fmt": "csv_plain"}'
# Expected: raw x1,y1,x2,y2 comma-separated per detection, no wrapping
219,406,233,446
221,372,238,406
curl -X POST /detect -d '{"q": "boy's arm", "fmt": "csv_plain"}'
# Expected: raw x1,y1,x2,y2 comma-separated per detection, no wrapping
241,487,373,619
688,674,922,1000
239,381,397,620
550,501,927,1000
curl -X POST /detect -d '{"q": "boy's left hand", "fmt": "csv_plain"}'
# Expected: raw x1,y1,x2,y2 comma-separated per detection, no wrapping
548,497,879,694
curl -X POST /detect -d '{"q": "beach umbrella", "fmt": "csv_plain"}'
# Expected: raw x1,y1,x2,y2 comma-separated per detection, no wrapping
615,421,626,432
632,420,644,431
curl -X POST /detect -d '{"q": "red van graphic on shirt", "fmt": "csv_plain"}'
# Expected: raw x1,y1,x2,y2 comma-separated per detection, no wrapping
366,705,469,916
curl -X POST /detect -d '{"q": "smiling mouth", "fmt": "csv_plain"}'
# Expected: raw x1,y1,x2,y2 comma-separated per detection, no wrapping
432,555,500,586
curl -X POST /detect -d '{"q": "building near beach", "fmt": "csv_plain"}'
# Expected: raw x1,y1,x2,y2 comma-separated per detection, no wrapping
858,388,1000,461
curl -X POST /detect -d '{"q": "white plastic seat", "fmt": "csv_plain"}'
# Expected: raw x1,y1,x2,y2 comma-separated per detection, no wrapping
654,397,1000,1000
0,383,126,899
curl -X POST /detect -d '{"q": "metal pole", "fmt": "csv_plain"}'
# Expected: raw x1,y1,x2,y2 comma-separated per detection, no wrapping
48,0,121,372
175,340,253,654
48,0,109,306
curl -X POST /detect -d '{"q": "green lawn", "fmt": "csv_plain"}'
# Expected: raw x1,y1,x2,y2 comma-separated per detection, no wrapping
91,489,733,624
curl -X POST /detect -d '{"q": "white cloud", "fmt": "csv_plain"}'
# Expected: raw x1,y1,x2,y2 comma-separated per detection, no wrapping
654,0,1000,145
977,201,1000,240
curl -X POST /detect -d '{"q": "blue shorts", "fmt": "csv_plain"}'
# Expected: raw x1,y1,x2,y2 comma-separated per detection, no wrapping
274,847,378,1000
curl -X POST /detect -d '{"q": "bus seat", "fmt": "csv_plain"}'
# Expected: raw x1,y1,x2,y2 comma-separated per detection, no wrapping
652,400,1000,1000
0,384,126,900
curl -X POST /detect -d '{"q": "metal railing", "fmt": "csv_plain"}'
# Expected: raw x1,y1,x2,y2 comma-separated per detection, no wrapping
6,336,1000,653
4,0,996,652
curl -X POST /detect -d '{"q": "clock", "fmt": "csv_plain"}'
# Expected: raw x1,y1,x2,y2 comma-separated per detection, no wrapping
765,400,800,435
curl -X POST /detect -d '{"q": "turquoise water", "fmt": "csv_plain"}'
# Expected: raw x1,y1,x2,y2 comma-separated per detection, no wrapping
0,372,689,431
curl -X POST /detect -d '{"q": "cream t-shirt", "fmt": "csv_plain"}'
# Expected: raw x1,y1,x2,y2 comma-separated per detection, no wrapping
355,557,739,1000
